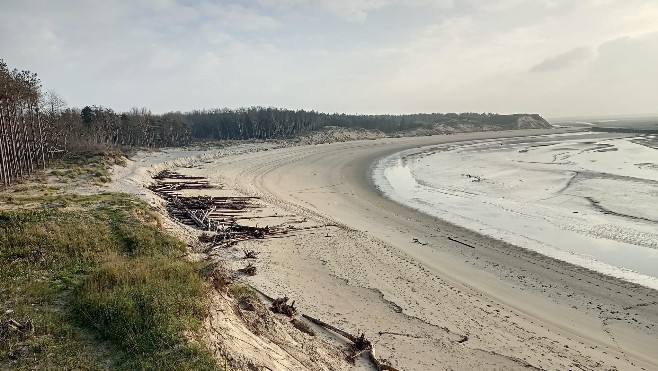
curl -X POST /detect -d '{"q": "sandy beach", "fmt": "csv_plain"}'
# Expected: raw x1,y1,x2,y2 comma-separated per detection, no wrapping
116,129,658,370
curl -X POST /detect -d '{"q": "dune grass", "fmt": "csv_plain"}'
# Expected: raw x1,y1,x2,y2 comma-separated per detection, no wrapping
48,150,126,184
0,192,220,370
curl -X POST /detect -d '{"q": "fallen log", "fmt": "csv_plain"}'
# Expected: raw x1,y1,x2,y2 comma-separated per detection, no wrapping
238,262,257,276
302,314,398,370
301,314,360,343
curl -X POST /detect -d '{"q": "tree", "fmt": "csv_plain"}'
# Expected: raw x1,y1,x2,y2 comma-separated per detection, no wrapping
81,105,94,124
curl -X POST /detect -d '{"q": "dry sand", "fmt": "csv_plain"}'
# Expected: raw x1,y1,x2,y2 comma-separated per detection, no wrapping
115,129,658,370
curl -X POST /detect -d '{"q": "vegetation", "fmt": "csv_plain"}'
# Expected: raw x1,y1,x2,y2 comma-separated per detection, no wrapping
590,126,658,134
0,190,220,370
48,150,126,184
184,108,548,140
0,60,46,187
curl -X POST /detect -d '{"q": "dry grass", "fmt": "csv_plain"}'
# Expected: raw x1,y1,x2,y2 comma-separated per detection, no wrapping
0,192,220,370
47,150,126,185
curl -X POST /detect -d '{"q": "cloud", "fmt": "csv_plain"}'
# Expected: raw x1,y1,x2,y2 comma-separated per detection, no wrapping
318,0,390,21
529,46,594,72
1,0,657,117
257,0,391,21
196,2,279,31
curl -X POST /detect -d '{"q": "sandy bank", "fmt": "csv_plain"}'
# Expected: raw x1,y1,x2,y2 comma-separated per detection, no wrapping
117,129,658,370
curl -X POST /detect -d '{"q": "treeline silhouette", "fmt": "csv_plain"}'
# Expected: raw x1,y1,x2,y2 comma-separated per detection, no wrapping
590,127,658,134
0,60,46,187
1,60,194,186
185,108,548,140
0,59,549,186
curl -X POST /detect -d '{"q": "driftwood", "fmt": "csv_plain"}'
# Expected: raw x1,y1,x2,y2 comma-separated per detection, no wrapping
302,314,361,344
368,349,400,371
186,208,206,228
249,287,398,370
448,237,476,249
148,172,290,250
301,314,398,371
198,233,216,243
152,170,206,180
462,173,484,182
242,249,260,259
270,296,297,317
148,181,212,191
238,262,257,276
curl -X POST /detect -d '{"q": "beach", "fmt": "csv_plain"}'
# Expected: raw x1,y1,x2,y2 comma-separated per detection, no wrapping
115,129,658,370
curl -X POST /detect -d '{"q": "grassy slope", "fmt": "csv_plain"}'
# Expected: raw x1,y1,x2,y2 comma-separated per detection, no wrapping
0,154,220,370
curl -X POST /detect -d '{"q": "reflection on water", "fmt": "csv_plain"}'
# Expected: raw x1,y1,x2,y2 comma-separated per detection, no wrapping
374,132,658,290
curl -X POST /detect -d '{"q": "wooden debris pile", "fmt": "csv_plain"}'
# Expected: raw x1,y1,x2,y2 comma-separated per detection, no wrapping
153,169,206,180
147,181,212,191
149,170,213,191
147,170,290,251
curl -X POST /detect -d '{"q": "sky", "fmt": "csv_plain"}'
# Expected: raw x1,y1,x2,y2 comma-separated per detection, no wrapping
1,0,657,118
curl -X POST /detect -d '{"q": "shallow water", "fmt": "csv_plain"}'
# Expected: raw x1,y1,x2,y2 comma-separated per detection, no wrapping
373,132,658,290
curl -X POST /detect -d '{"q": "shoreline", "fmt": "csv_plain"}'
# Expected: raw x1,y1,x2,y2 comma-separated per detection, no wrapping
371,132,658,290
118,128,658,370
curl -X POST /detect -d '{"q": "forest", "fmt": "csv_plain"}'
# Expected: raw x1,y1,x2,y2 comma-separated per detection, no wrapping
0,59,549,186
185,108,548,140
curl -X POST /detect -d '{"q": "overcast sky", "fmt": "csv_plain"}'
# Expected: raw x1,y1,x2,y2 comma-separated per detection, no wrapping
2,0,657,118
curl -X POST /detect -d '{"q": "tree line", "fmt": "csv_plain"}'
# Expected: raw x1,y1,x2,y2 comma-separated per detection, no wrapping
184,108,548,140
1,59,194,186
0,60,46,187
47,105,193,151
0,58,549,187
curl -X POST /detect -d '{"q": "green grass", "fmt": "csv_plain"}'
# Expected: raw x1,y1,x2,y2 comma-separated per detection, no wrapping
0,193,220,370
